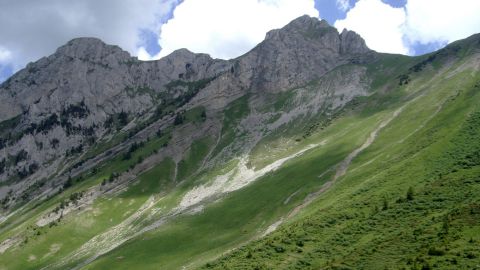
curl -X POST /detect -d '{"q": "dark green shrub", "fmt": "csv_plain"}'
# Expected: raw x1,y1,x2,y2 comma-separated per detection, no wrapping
428,247,445,256
382,197,389,210
174,113,184,125
407,187,414,201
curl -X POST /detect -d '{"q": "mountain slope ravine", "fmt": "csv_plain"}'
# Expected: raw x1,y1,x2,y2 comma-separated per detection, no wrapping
283,105,404,223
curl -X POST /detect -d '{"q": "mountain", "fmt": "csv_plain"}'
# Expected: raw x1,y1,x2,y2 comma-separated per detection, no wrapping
1,16,480,269
0,15,370,205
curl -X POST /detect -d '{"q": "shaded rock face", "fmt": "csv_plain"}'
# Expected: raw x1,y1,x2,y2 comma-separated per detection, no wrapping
0,16,372,199
340,29,370,55
0,37,230,185
0,38,229,122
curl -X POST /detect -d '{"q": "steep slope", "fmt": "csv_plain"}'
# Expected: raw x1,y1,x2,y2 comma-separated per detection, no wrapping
200,35,480,269
0,16,479,270
0,16,369,210
0,37,229,205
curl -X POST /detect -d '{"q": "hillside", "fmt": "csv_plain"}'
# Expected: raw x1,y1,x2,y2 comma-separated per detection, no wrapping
0,16,479,269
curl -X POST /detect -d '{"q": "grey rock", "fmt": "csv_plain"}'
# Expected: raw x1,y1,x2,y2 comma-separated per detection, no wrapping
234,15,372,93
0,16,373,207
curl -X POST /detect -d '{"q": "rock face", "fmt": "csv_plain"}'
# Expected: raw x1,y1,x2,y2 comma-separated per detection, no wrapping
234,15,372,93
0,38,230,121
0,16,372,204
0,37,229,188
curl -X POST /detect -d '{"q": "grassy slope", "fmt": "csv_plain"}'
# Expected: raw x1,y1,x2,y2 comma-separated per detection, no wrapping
0,132,171,236
0,131,217,269
201,51,480,268
82,55,428,269
0,135,174,269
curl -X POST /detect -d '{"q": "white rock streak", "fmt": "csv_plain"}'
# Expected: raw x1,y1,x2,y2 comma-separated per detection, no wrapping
178,143,320,210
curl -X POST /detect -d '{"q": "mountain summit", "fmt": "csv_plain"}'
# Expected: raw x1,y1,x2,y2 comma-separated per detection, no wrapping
236,15,372,92
267,15,369,55
55,37,131,61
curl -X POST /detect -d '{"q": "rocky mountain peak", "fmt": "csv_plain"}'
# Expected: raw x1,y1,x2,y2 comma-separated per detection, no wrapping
164,48,198,59
339,28,370,54
159,48,213,73
237,15,372,93
264,15,333,41
282,15,331,33
54,37,131,62
265,15,369,55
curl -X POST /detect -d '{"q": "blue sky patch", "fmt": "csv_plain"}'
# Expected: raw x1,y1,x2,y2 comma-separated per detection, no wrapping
138,29,162,56
0,64,13,84
314,0,352,25
381,0,407,8
409,40,448,56
136,0,181,57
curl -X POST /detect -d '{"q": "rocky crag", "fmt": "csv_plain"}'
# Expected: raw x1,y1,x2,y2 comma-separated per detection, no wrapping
0,15,371,206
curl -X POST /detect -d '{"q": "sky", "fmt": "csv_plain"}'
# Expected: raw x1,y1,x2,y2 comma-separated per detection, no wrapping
1,0,479,82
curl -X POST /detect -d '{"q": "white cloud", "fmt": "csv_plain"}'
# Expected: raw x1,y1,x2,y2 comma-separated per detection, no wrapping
0,0,177,71
403,0,480,46
153,0,319,60
334,0,408,54
0,47,12,62
336,0,351,12
137,47,155,61
335,0,480,55
2,0,478,78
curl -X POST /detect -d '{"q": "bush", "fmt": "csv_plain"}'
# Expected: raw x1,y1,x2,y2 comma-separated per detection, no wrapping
421,262,432,270
104,115,114,128
0,159,6,174
407,186,414,201
69,192,83,204
174,113,184,125
123,151,132,160
35,113,60,134
109,172,119,183
63,176,73,189
50,138,60,149
122,141,144,160
155,106,163,117
428,247,445,256
14,149,28,164
382,197,389,210
398,74,410,86
118,111,129,126
28,163,38,174
66,144,83,156
61,101,89,119
466,252,477,259
17,167,29,178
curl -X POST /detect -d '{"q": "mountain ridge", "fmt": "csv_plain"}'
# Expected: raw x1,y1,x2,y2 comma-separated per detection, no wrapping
0,16,372,205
